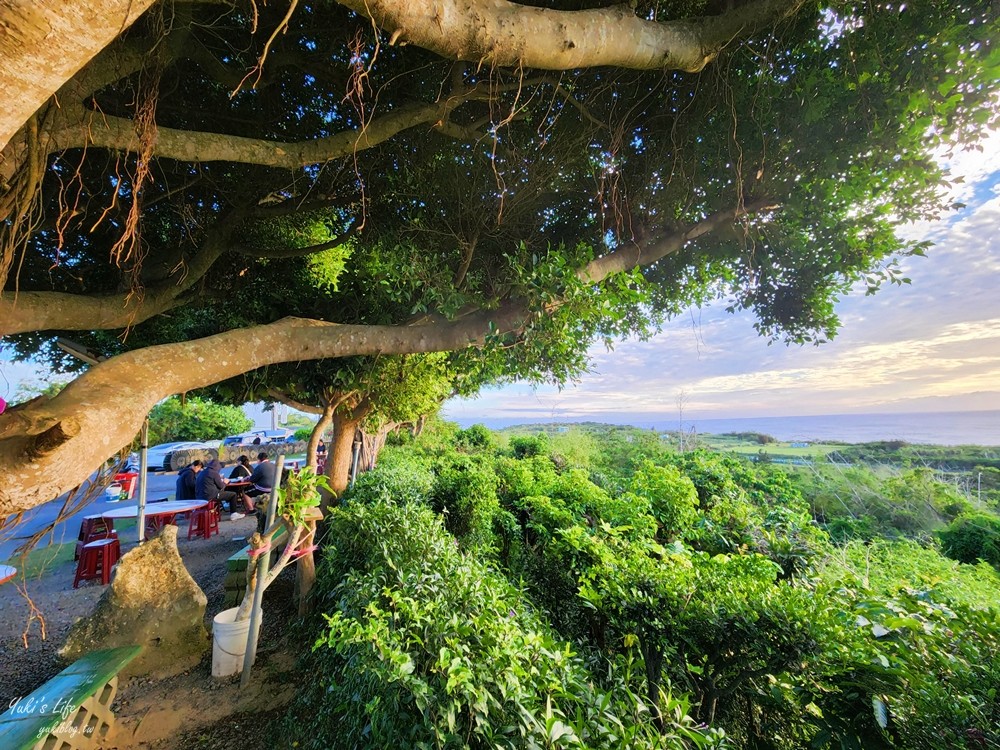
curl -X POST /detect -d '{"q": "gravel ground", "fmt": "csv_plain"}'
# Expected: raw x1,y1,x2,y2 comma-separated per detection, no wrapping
0,515,303,749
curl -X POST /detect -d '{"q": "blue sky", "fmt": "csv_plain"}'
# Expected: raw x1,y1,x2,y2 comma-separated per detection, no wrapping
3,134,999,425
444,132,1000,424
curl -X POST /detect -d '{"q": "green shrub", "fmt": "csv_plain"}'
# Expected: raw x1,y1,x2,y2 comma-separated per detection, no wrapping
939,512,1000,568
430,454,500,549
289,501,720,749
342,453,436,506
455,423,496,452
509,433,549,459
626,461,699,541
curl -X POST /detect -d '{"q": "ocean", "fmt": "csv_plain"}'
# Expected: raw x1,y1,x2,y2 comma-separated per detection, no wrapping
451,410,1000,446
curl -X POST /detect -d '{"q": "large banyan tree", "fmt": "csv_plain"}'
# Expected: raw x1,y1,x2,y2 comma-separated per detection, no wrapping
0,0,997,518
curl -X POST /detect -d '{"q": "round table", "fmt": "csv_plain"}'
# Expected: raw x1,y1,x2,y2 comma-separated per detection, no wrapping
102,500,208,539
0,564,17,585
100,500,207,519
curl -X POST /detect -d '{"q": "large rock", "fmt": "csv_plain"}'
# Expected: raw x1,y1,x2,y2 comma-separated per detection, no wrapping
61,525,209,677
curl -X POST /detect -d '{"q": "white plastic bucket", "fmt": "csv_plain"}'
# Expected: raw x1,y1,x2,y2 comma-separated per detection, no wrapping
212,606,254,677
105,484,122,500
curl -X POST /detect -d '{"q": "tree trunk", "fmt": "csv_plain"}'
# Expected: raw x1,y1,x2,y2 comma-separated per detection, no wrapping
306,402,334,470
294,512,321,616
325,410,363,504
0,0,156,153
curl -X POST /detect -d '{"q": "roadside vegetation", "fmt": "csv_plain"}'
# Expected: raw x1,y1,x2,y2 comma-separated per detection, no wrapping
284,421,1000,749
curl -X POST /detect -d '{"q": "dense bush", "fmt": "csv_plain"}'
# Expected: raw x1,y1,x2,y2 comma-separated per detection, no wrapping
939,512,1000,568
290,423,1000,749
341,450,436,506
288,501,721,749
429,454,501,549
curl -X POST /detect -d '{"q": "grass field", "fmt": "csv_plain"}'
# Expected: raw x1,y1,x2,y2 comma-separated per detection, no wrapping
698,435,844,461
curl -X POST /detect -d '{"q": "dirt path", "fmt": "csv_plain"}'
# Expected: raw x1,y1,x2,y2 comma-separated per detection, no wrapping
0,516,302,749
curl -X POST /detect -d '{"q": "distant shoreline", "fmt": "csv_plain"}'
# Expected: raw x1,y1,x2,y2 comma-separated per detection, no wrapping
445,409,1000,446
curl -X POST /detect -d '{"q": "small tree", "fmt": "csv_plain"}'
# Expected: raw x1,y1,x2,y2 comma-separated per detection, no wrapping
236,466,328,623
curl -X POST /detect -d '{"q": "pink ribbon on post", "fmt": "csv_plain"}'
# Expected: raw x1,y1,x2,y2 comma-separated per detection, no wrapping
289,544,318,561
248,542,272,558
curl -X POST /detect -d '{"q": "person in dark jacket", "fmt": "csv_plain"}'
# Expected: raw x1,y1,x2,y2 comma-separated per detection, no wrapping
248,453,277,532
228,455,252,480
196,459,241,517
175,460,203,501
249,452,276,493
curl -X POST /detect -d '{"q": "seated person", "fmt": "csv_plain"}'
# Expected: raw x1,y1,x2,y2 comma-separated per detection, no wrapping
227,455,254,512
175,460,203,501
195,459,242,519
229,455,253,480
247,452,277,532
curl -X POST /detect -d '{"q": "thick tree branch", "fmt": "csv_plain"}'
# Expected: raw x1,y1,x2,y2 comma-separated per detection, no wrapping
579,199,779,284
54,99,464,168
0,212,238,336
334,0,806,72
0,202,774,516
266,388,324,415
0,0,157,152
233,224,358,259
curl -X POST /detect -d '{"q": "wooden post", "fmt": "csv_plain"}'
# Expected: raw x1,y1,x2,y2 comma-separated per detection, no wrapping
295,506,323,615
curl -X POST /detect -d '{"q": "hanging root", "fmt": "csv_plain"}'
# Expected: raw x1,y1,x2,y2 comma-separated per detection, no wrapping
0,112,48,291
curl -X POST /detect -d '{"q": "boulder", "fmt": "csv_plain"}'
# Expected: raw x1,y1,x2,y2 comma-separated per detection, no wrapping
61,525,209,677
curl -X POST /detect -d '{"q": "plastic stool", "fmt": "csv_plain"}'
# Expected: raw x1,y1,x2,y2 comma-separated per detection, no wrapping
187,506,219,540
74,529,118,561
73,538,121,588
76,517,115,560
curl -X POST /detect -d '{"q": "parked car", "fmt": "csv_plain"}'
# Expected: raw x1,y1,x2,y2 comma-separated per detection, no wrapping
143,441,212,471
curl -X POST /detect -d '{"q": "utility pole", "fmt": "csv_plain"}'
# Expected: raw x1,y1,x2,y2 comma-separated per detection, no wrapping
978,471,982,503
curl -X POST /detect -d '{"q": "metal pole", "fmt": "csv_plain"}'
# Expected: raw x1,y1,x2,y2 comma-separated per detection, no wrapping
978,472,982,503
137,418,149,543
241,453,283,687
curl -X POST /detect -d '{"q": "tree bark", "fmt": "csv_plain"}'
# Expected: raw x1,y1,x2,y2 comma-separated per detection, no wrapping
0,0,156,152
326,410,363,503
335,0,806,73
306,401,335,470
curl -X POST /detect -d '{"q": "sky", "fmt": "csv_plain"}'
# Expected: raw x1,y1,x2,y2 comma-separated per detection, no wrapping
2,134,999,428
443,131,1000,425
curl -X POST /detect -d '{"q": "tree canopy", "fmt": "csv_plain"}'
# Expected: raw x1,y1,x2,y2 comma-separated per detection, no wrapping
0,0,998,517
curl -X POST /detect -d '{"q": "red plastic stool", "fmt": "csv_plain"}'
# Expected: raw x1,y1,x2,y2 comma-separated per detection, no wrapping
73,537,121,588
75,517,115,560
187,506,219,540
74,529,118,561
